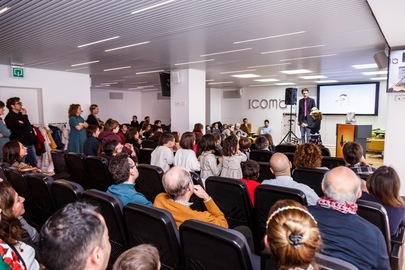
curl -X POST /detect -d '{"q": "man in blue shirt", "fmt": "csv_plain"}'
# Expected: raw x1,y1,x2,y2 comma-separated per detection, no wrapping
260,119,272,135
107,153,152,206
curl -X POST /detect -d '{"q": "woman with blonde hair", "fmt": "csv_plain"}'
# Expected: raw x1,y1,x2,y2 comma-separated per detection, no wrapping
86,104,103,128
265,199,321,270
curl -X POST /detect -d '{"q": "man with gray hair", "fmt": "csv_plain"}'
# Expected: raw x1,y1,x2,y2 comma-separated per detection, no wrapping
308,167,389,270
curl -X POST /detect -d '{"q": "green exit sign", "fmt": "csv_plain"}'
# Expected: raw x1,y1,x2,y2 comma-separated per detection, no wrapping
12,67,24,78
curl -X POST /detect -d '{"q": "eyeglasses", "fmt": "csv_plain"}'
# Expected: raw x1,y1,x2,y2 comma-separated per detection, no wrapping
128,161,138,169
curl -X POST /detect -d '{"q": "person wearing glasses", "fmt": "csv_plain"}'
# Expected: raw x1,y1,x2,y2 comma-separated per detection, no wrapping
107,153,152,206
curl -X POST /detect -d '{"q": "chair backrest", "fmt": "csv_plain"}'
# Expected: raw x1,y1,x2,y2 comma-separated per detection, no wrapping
315,253,359,270
205,176,254,229
180,219,258,270
141,140,157,149
284,152,296,171
123,203,181,270
50,150,70,178
138,148,154,164
254,185,307,253
257,161,275,183
320,147,331,157
135,164,165,203
85,156,114,191
0,162,10,182
80,189,128,263
66,152,90,189
321,156,346,169
51,179,84,209
189,171,207,211
292,168,327,197
249,150,273,162
275,144,297,153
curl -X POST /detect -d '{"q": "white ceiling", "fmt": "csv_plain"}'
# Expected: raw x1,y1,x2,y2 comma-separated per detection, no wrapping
0,0,390,91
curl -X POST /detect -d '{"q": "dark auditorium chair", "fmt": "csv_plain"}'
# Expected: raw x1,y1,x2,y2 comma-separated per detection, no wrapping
25,173,57,227
205,176,254,230
0,162,10,182
249,150,274,162
51,179,84,209
66,152,90,189
189,171,207,211
254,185,307,253
357,200,403,270
85,156,115,191
135,164,165,203
123,203,181,270
292,168,327,197
141,140,157,149
50,150,70,179
180,219,260,270
257,161,275,183
275,144,297,153
283,152,295,171
321,156,346,169
320,146,331,156
80,189,128,265
138,148,154,164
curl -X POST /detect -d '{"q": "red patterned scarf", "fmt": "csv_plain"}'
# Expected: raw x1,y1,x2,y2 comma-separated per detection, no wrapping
317,197,358,214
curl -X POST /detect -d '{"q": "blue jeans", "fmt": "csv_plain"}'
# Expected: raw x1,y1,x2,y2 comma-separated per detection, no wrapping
24,144,38,167
300,126,311,143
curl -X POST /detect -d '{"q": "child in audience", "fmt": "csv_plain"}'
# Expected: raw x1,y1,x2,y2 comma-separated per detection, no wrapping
83,124,100,156
263,133,276,152
239,137,251,159
150,133,175,172
174,132,200,172
171,131,180,151
125,127,142,157
212,132,222,156
199,134,223,181
113,244,160,270
220,135,247,179
241,160,260,206
255,136,270,151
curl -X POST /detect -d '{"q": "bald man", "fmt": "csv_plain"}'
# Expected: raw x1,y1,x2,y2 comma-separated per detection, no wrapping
154,166,228,229
308,167,389,270
261,153,319,205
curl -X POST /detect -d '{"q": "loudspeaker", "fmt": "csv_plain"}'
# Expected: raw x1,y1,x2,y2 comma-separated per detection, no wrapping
373,51,388,70
285,88,297,105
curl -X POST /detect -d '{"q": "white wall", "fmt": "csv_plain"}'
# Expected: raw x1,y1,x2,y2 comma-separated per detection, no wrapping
141,91,171,125
0,65,91,124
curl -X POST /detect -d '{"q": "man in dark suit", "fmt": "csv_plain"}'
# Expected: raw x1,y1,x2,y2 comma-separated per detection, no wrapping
297,88,316,143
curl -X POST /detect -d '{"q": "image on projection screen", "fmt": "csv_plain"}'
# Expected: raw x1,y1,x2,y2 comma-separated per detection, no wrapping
317,83,378,115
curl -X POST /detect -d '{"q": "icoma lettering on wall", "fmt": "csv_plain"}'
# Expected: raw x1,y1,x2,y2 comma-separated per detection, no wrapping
248,99,287,110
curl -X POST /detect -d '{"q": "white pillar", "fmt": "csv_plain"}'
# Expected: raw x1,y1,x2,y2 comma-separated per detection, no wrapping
170,69,206,133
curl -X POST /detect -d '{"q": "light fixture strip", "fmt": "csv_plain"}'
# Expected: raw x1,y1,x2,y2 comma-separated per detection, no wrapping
135,69,165,75
131,0,176,14
71,60,100,67
65,67,89,72
105,41,150,52
362,71,387,75
208,81,234,85
352,64,378,69
220,69,256,74
280,54,337,62
233,31,305,44
249,83,277,87
78,36,120,48
315,80,338,83
247,63,291,68
370,77,387,81
261,44,324,54
200,48,252,57
175,59,215,66
0,7,10,14
103,66,132,72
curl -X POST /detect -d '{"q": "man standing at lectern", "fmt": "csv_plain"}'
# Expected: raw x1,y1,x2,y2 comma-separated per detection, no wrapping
298,88,316,143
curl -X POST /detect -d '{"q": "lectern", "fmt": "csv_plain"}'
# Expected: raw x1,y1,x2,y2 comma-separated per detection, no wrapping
336,124,372,158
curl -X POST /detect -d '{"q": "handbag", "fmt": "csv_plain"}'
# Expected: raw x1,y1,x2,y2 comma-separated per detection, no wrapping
310,134,323,145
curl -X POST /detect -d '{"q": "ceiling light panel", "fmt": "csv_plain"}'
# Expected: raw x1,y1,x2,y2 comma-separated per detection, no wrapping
274,82,296,85
131,0,176,14
247,63,291,69
280,54,337,61
254,78,279,82
300,75,326,79
208,81,234,85
261,44,324,54
175,59,214,66
71,60,100,67
315,80,338,83
370,77,387,80
281,69,312,74
105,41,150,52
103,66,132,72
233,31,306,44
231,74,260,78
352,63,378,69
362,71,387,75
200,48,252,57
220,69,256,74
77,36,120,48
135,69,164,75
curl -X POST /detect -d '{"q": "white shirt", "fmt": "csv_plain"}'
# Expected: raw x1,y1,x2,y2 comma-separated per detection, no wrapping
173,148,200,172
150,146,174,172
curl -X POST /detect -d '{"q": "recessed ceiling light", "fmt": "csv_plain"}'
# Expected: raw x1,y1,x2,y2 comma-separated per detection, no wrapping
249,84,277,87
300,75,326,79
231,74,260,78
105,41,150,52
280,69,312,75
220,69,256,74
206,79,215,82
274,82,296,86
0,7,10,15
254,78,279,82
208,81,234,85
315,80,338,83
261,44,324,54
201,48,252,57
370,77,387,81
352,64,378,69
131,0,175,14
247,63,291,68
103,66,132,72
77,36,120,48
280,54,337,61
233,31,305,44
65,67,89,72
135,69,164,75
175,59,215,66
362,71,388,75
71,60,100,67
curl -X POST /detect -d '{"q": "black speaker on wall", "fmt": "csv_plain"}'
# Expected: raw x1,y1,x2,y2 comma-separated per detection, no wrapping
285,88,297,105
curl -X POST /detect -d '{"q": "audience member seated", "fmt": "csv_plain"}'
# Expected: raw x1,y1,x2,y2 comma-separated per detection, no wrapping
265,199,321,270
260,119,272,135
173,132,200,172
130,115,139,128
154,166,228,229
83,125,101,156
140,123,153,139
0,182,40,269
151,132,175,173
234,123,248,138
192,123,204,136
205,125,211,134
199,134,223,182
359,165,405,236
308,167,389,270
211,122,221,134
39,202,111,270
212,132,223,156
3,140,39,173
107,153,152,206
343,141,376,175
261,153,319,205
255,136,270,151
241,160,260,206
112,244,160,270
263,133,276,152
220,135,247,179
171,131,180,151
293,143,328,171
125,127,142,157
99,140,123,162
139,116,150,130
117,123,129,145
240,118,252,134
239,137,251,159
222,124,234,137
